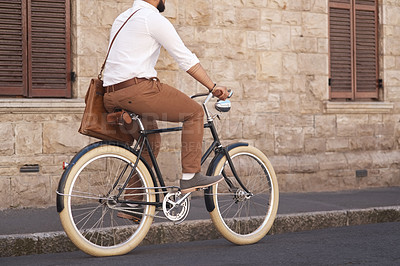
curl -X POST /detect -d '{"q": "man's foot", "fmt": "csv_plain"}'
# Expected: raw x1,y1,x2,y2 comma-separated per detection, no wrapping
117,203,143,224
180,173,223,193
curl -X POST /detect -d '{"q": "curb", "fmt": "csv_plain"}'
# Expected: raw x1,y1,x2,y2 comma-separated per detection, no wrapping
1,206,399,257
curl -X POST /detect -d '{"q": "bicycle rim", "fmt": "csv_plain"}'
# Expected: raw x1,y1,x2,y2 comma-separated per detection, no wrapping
59,145,155,256
209,146,279,244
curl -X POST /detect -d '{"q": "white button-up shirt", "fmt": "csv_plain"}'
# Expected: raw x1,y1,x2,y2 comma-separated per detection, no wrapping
103,0,199,86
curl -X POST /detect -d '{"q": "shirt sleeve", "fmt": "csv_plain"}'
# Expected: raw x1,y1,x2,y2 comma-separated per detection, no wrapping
147,13,199,71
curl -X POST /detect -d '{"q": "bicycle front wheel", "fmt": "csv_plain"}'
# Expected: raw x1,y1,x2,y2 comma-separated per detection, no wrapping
58,143,155,257
208,145,279,245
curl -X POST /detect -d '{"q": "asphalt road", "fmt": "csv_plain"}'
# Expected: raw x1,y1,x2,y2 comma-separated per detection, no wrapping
1,222,399,265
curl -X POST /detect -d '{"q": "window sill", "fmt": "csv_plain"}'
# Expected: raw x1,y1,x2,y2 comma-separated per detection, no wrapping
324,101,394,114
0,99,85,114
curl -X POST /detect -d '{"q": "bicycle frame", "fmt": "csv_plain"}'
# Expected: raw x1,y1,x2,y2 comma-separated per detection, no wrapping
117,91,249,207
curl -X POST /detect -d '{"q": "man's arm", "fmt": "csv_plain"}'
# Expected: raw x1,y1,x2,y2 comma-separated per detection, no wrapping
148,14,199,71
148,14,228,100
187,63,229,100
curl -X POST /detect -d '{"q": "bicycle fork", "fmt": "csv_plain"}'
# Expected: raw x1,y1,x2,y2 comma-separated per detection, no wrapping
221,147,252,195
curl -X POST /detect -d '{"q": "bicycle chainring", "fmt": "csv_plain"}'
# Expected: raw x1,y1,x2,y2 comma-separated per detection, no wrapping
162,191,190,224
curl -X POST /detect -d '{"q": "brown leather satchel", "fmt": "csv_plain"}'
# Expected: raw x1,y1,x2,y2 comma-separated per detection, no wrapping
78,78,134,145
78,10,140,145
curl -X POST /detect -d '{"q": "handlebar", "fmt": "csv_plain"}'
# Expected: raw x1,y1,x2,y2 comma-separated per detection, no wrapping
190,93,209,99
190,90,233,100
191,90,233,119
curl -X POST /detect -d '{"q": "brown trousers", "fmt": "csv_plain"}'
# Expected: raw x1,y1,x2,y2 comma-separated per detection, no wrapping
104,78,204,173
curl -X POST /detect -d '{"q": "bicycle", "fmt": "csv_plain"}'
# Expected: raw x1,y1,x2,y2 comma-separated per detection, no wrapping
56,90,279,257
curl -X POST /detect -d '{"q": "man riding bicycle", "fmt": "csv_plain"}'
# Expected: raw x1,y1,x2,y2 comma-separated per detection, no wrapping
102,0,229,216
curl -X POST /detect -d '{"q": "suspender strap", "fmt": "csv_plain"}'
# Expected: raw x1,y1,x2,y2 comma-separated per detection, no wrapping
98,9,141,80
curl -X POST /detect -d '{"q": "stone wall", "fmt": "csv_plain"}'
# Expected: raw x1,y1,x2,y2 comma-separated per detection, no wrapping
0,101,89,209
0,0,399,209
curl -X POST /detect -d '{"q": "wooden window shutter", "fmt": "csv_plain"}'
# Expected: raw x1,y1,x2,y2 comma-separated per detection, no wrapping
329,0,379,100
28,0,71,97
329,0,353,99
0,0,28,96
354,0,378,99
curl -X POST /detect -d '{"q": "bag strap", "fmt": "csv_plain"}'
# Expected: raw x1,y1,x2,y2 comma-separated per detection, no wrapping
98,9,141,80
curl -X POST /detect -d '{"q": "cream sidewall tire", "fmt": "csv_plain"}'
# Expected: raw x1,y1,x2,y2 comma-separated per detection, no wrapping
209,145,279,245
59,145,155,257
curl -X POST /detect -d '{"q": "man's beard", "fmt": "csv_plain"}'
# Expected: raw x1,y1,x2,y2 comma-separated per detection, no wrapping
157,0,165,13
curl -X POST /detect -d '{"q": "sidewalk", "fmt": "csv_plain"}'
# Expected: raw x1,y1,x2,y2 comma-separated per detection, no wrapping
0,186,399,257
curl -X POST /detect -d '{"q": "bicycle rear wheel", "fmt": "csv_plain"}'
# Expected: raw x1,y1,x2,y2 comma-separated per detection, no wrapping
208,145,279,245
58,143,155,257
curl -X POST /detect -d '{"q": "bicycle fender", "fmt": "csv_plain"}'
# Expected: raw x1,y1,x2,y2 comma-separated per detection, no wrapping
204,142,248,213
56,141,155,213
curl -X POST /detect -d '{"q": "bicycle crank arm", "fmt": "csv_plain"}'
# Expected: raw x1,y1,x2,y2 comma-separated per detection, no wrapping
174,191,192,206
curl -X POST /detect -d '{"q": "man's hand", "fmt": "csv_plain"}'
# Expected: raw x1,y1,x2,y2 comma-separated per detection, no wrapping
212,86,229,100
